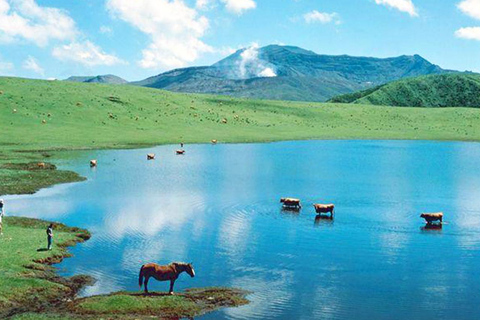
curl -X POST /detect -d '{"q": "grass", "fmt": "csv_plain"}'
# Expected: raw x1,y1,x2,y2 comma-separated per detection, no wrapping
72,288,249,318
329,73,480,107
0,217,249,319
0,217,91,317
1,75,480,195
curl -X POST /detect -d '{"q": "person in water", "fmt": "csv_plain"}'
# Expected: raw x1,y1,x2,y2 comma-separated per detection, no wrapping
0,199,4,235
46,224,54,250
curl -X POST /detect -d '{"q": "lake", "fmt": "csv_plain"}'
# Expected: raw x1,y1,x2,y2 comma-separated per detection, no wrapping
5,140,480,319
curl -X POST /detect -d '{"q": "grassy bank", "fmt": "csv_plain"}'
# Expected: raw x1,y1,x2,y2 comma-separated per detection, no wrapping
1,76,480,195
0,217,92,318
0,217,249,319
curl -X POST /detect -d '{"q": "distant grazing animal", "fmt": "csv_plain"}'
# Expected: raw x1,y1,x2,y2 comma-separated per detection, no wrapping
211,139,218,144
221,118,228,124
176,150,185,155
420,212,443,225
90,160,97,167
313,204,335,217
139,262,195,295
147,153,155,160
37,162,46,169
280,198,302,209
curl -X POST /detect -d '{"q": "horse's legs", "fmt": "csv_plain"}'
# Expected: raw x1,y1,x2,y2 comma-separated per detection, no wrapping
144,276,150,294
169,279,176,295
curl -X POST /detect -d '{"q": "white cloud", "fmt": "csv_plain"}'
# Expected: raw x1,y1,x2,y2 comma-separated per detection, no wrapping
258,67,276,77
455,26,480,40
0,57,13,75
106,0,213,70
99,25,113,34
375,0,418,17
22,55,44,75
52,41,125,66
458,0,480,20
303,11,340,24
236,43,277,78
196,0,214,10
0,0,77,46
221,0,256,14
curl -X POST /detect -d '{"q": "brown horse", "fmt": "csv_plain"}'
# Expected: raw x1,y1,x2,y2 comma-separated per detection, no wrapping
138,262,195,295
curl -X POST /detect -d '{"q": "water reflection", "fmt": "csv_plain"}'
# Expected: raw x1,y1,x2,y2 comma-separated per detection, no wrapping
314,214,334,227
5,140,480,320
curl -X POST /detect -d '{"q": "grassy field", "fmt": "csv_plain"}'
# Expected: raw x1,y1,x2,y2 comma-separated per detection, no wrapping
0,217,249,319
0,217,91,317
2,76,480,195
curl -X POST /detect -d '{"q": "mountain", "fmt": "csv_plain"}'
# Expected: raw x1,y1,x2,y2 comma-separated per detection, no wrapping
132,45,450,102
328,73,480,107
65,74,127,84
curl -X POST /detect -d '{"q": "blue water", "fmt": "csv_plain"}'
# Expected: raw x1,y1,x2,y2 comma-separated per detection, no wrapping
5,140,480,319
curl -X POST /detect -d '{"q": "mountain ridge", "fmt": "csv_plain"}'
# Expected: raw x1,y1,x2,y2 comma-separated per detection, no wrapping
131,45,451,102
65,74,127,84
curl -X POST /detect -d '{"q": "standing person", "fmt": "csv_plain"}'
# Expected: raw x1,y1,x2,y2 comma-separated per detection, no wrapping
0,199,4,235
46,224,54,250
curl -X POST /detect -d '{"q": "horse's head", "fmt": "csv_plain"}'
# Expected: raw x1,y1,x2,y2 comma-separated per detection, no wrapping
185,263,195,278
173,262,195,278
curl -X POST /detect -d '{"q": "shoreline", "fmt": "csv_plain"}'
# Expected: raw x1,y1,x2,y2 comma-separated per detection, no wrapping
0,216,250,319
3,137,480,197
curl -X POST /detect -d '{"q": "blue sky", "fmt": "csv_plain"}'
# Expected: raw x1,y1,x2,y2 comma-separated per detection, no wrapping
0,0,480,81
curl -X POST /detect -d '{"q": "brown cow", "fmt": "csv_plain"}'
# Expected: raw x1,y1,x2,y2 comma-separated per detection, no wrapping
421,212,443,225
176,150,185,155
37,162,46,169
313,204,335,217
147,154,155,160
90,160,97,167
280,198,302,209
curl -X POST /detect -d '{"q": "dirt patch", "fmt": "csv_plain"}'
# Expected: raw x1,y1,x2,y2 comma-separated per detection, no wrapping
1,162,57,171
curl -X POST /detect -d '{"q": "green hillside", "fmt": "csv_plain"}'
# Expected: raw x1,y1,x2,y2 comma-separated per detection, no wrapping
329,73,480,107
2,76,480,195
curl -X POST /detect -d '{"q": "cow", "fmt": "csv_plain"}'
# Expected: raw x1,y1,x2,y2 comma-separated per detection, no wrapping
313,204,335,217
90,160,97,167
37,162,46,169
147,154,155,160
420,212,443,225
280,198,302,209
176,150,185,155
211,139,218,144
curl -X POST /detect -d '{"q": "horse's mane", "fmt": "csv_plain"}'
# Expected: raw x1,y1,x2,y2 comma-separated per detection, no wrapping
170,262,190,267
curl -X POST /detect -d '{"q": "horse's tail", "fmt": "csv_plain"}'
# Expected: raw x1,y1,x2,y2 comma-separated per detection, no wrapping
139,265,145,289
